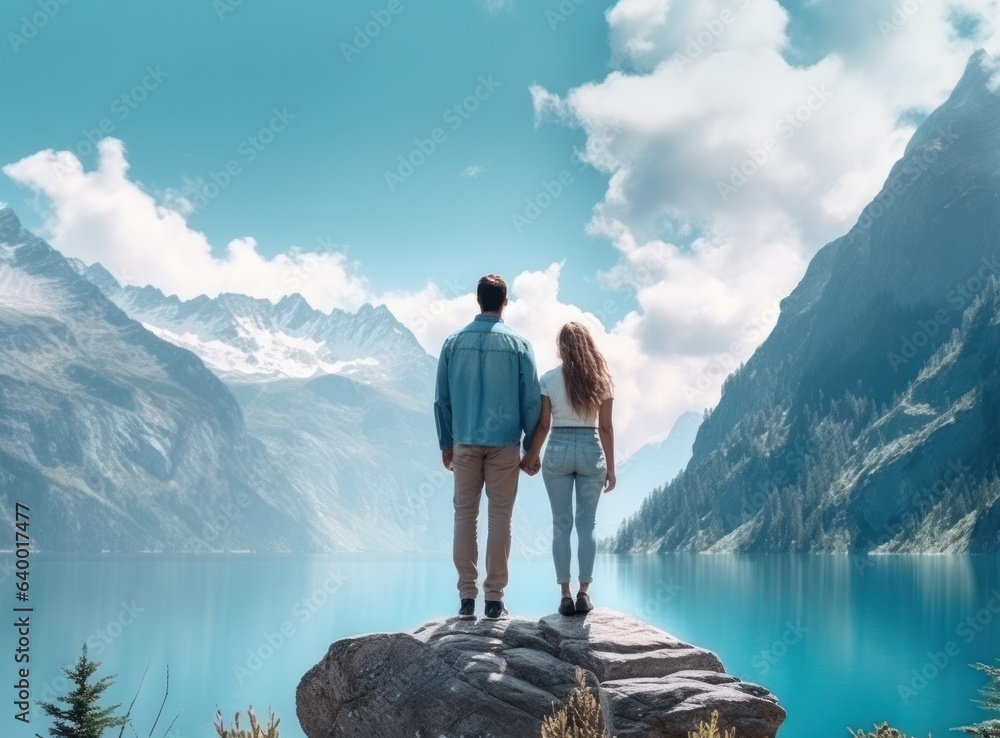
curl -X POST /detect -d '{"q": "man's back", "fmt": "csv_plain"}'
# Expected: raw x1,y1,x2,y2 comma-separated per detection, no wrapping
436,274,541,621
435,314,540,450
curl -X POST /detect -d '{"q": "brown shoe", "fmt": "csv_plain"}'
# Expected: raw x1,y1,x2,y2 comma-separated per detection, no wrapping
575,592,594,613
558,596,576,616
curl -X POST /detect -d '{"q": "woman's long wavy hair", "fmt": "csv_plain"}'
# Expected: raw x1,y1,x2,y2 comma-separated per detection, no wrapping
558,322,614,418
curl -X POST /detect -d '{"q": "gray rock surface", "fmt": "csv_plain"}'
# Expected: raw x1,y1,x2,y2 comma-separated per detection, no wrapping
296,607,785,738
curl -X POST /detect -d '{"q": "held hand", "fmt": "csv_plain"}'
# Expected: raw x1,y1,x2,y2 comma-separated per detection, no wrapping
604,469,616,493
442,449,454,472
519,453,541,476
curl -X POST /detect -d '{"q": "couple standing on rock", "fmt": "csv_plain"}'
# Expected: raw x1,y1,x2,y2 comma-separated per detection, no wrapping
434,273,617,621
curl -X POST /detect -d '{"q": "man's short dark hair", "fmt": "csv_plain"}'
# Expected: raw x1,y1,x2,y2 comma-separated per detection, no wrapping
477,274,507,312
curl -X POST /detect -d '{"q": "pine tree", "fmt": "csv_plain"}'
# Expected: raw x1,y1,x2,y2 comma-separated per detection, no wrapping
959,659,1000,736
36,644,126,738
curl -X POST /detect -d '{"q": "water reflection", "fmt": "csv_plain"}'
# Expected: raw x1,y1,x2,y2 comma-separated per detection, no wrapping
7,553,997,738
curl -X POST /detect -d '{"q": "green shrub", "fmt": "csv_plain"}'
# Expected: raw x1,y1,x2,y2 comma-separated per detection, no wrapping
541,666,610,738
688,710,735,738
957,660,1000,737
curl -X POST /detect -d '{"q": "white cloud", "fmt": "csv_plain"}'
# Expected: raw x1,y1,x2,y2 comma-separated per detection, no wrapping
523,0,1000,446
380,261,714,455
7,1,1000,458
2,139,371,313
605,0,789,69
459,164,486,178
381,280,479,353
528,84,572,125
563,0,1000,250
0,136,808,455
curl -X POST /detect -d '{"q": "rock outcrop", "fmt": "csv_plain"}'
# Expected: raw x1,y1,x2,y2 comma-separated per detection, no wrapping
296,608,785,738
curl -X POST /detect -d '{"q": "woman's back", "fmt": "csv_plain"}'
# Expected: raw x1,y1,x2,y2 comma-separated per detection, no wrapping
540,364,604,427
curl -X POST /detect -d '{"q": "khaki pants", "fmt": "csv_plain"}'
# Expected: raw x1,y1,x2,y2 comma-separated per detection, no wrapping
452,442,520,601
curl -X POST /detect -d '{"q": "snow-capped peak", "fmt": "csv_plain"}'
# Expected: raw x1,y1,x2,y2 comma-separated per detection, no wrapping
77,264,432,385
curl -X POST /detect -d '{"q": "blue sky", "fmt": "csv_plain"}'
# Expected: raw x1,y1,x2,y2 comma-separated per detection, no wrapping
2,0,998,449
0,0,621,311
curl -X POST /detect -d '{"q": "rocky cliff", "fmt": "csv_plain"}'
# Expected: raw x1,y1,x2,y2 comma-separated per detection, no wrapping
612,49,1000,554
296,608,785,738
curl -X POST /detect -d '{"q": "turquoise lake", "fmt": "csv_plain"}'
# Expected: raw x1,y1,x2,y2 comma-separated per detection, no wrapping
4,553,999,738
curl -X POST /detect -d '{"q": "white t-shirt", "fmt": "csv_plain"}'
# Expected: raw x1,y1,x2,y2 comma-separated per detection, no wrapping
540,365,612,427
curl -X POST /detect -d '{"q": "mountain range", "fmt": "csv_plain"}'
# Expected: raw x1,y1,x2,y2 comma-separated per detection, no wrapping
74,260,454,551
0,207,307,551
0,210,686,553
0,207,462,551
10,52,999,555
611,49,1000,554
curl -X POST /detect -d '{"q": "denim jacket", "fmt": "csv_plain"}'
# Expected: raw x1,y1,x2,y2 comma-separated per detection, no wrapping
435,314,541,451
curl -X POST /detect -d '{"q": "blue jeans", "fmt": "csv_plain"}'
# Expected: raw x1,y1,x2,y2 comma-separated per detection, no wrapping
542,427,606,585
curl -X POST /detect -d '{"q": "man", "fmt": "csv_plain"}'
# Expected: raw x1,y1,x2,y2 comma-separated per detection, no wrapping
434,274,541,621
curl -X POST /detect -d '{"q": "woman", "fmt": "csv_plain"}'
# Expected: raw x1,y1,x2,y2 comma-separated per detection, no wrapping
521,322,616,616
